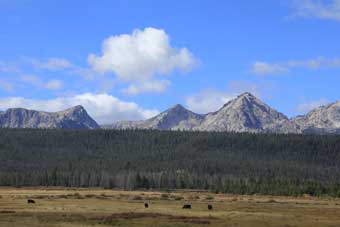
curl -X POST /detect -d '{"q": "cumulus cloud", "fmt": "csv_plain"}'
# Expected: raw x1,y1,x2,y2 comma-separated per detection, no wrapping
295,98,329,113
293,0,340,21
0,93,159,124
88,27,196,94
30,58,73,70
88,27,196,81
250,57,340,75
123,80,171,95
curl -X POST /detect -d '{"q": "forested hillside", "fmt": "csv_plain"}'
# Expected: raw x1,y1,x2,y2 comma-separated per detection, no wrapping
1,129,340,197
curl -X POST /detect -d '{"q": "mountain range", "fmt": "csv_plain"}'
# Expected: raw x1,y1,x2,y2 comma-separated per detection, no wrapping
2,92,340,134
108,92,340,134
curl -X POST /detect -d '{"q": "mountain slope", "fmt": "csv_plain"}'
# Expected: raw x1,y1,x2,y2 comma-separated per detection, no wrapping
110,104,204,130
0,105,99,129
195,92,300,133
4,93,340,134
110,93,300,133
292,101,340,133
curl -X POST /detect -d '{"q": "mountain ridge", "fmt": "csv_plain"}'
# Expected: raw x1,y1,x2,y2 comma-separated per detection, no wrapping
0,105,99,129
110,103,205,130
2,92,340,134
109,92,301,133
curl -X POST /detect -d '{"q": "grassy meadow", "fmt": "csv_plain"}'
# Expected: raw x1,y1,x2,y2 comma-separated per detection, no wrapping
0,188,340,227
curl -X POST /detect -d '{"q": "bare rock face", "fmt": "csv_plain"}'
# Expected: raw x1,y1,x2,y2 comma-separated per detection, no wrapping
194,92,300,133
110,104,204,130
0,105,99,129
4,92,340,134
110,93,300,133
292,101,340,133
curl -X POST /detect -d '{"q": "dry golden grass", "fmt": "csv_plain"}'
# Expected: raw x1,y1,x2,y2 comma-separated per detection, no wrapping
0,187,340,227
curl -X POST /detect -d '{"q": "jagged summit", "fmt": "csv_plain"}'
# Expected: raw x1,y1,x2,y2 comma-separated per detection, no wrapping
195,92,298,133
171,104,186,109
110,93,299,133
64,105,85,112
4,92,340,134
162,104,189,115
293,100,340,133
110,103,204,130
0,106,99,129
238,91,256,98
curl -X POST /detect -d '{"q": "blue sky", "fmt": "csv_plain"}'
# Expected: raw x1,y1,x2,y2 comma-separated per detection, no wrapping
1,0,340,124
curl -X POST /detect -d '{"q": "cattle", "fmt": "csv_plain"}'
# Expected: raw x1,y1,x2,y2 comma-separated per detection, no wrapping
144,203,149,208
27,199,35,204
208,204,213,210
182,204,191,209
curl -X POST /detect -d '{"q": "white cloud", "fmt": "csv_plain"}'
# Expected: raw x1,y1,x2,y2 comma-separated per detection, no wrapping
293,0,340,21
251,61,287,75
123,80,171,95
0,93,159,124
20,74,63,90
250,57,340,75
30,58,73,70
295,98,329,113
88,27,196,81
88,27,196,94
286,58,340,68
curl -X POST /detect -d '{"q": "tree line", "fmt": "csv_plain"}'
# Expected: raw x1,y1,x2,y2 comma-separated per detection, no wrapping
1,129,340,196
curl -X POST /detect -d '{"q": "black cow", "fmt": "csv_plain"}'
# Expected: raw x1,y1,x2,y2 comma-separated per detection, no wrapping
182,204,191,209
144,203,149,208
27,199,35,204
208,204,213,210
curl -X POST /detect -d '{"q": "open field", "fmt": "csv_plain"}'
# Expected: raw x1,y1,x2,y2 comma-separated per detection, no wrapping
0,188,340,227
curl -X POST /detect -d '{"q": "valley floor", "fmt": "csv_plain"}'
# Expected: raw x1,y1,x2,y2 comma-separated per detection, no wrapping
0,188,340,227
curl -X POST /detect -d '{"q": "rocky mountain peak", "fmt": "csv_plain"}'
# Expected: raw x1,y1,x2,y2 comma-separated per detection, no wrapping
163,104,191,115
110,104,204,130
293,100,340,132
0,106,99,129
238,92,256,99
195,93,298,133
231,92,266,107
61,105,87,116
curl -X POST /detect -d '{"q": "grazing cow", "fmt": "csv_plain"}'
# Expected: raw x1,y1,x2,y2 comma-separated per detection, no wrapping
208,204,213,210
182,204,191,209
27,199,35,204
144,203,149,208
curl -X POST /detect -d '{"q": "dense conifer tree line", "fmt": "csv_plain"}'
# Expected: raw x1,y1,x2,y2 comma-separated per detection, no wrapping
1,129,340,196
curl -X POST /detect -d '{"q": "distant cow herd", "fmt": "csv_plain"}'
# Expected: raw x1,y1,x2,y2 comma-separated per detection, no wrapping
143,202,212,210
27,200,213,210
